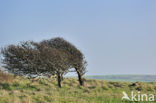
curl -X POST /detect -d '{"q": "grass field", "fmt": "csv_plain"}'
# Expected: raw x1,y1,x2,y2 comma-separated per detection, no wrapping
0,72,156,103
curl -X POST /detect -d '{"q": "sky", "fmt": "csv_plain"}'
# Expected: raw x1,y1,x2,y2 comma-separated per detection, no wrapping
0,0,156,75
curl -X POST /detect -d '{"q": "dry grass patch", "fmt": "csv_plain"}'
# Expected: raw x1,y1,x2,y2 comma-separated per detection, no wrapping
0,69,14,83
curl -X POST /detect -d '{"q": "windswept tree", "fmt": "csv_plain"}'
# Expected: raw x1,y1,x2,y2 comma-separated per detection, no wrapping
41,37,87,85
33,42,71,87
1,41,46,77
1,37,87,87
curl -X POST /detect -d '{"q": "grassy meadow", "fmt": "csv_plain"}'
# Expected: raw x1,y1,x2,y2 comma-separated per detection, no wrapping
0,71,156,103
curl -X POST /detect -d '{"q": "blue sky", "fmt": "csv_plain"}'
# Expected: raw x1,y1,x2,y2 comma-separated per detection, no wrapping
0,0,156,75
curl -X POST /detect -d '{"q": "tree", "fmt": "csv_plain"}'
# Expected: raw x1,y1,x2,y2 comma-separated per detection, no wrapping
1,37,87,87
1,41,45,77
41,37,87,86
33,42,71,87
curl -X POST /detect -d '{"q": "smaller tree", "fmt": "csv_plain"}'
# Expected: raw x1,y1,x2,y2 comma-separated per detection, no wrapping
1,41,44,77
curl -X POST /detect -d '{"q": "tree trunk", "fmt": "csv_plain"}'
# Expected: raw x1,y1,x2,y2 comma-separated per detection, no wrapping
57,72,62,88
75,68,84,86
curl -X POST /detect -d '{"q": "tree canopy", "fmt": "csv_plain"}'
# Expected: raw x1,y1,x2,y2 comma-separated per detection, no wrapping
1,37,87,87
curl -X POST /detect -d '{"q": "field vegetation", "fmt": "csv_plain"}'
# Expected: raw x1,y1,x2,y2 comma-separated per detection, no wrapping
0,71,156,103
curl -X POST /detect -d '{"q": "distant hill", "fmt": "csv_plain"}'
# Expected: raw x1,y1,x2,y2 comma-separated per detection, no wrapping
85,75,156,82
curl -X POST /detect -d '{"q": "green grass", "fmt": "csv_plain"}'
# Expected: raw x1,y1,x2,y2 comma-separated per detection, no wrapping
0,76,156,103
